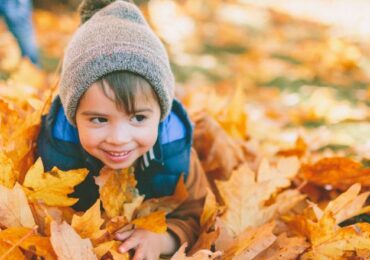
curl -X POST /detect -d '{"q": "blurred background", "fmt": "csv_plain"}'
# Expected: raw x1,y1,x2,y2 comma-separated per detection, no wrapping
0,0,369,165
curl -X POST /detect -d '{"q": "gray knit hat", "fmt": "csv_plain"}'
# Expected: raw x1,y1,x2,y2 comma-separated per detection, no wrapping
59,0,175,125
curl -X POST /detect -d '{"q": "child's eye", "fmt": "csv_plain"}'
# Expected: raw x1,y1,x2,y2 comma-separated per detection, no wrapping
131,114,147,123
90,117,107,124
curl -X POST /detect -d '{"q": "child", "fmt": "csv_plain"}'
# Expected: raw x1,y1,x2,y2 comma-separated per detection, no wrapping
36,0,209,258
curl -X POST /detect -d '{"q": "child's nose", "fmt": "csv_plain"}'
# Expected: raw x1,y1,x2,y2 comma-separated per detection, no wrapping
105,124,132,145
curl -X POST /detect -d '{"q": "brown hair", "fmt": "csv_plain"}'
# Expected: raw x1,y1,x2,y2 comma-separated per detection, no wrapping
97,71,159,114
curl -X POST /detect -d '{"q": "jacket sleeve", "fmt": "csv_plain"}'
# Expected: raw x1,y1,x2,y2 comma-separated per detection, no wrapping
166,148,209,250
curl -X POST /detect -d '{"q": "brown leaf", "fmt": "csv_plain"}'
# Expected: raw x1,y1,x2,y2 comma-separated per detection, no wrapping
0,182,35,228
301,157,370,190
50,221,97,260
193,114,245,181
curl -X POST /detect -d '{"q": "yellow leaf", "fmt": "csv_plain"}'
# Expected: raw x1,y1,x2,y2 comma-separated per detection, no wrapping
23,158,88,206
71,199,106,245
93,240,129,260
95,167,138,218
0,151,16,188
50,221,97,260
132,211,167,233
0,182,35,228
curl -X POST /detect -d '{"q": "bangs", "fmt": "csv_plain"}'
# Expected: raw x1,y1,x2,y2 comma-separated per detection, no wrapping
98,71,157,113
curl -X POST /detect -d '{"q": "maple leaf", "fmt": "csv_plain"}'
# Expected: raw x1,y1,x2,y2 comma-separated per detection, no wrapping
136,174,189,218
0,240,25,260
0,182,35,228
50,221,97,260
71,199,106,245
93,240,129,260
301,157,370,190
132,210,167,233
254,233,309,260
0,151,16,188
215,159,303,236
193,114,246,181
0,226,57,259
30,202,64,236
23,158,89,207
276,136,307,158
95,167,138,218
171,243,222,260
222,221,277,260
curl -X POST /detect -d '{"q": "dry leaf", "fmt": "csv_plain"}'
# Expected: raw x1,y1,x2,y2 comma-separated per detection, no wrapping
93,240,129,260
0,226,56,259
222,221,277,260
50,221,97,260
301,157,370,190
23,158,89,206
215,161,302,236
71,199,106,245
254,233,309,260
95,167,138,218
171,243,222,260
132,210,167,233
0,182,35,228
136,174,189,218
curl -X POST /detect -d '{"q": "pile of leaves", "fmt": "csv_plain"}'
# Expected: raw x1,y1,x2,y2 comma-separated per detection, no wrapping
1,0,370,259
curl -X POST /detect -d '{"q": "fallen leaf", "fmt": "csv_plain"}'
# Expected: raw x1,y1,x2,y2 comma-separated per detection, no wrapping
23,158,89,206
254,233,309,260
50,221,97,260
171,243,222,260
95,167,138,218
0,182,35,228
0,226,56,259
71,199,106,245
132,210,167,233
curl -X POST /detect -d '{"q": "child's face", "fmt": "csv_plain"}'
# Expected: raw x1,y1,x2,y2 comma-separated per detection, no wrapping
75,82,161,170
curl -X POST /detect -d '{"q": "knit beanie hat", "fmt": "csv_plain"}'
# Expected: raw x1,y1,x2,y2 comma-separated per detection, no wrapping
59,0,175,125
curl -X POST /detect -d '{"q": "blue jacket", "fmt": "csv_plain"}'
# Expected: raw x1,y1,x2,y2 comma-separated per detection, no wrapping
36,96,193,211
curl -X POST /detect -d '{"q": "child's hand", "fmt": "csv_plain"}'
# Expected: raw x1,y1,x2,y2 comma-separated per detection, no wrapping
115,228,178,260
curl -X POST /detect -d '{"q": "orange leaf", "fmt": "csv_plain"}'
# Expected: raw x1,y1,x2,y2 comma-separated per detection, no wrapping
301,157,370,190
0,226,56,259
171,243,222,260
132,211,167,233
0,183,35,228
277,136,307,158
0,240,25,260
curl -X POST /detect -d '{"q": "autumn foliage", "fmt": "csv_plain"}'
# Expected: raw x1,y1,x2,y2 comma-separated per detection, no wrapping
1,1,370,259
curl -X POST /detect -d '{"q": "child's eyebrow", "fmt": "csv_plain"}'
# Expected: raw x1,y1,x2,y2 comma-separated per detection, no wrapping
133,108,153,113
80,111,109,117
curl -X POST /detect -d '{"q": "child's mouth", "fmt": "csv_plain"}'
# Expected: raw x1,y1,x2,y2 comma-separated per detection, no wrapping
103,149,133,163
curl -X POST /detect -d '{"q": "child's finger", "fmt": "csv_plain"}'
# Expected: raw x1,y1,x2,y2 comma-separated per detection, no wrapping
132,244,145,260
118,235,140,253
115,229,135,241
